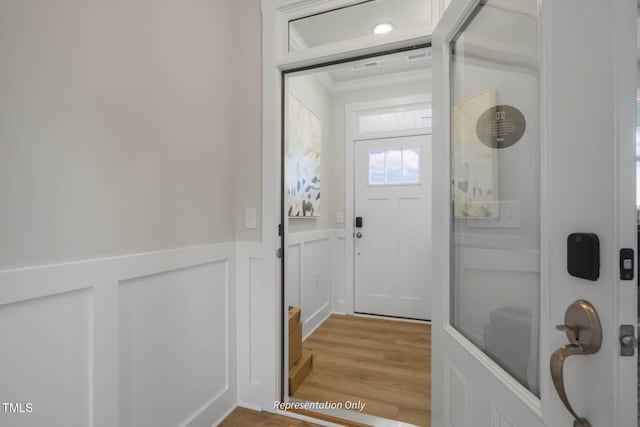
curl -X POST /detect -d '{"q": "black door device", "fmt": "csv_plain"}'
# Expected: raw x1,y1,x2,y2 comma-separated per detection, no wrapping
620,248,634,280
567,233,599,281
355,217,363,228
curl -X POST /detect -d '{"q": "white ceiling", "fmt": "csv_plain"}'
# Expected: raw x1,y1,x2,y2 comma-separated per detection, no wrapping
288,0,432,88
328,49,431,82
328,49,431,83
294,47,431,93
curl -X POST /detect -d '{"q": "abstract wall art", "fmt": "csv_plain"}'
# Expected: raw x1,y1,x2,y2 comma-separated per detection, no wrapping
452,88,499,218
286,94,321,218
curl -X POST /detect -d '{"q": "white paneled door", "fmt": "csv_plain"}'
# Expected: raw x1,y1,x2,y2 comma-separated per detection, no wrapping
354,134,431,320
431,0,637,426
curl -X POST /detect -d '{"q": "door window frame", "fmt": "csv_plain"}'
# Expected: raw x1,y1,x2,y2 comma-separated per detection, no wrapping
260,0,437,414
431,0,544,416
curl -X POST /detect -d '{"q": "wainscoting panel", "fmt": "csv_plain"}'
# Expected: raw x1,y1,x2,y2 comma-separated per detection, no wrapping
119,261,229,427
236,241,271,411
287,230,342,338
445,354,471,427
331,232,347,313
0,288,92,427
0,242,236,427
286,243,301,309
491,403,515,427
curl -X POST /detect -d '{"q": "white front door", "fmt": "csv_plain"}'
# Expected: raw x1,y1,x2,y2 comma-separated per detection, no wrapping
431,1,637,426
354,134,431,320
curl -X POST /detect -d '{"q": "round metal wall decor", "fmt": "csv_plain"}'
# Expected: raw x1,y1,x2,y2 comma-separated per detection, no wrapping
476,105,526,149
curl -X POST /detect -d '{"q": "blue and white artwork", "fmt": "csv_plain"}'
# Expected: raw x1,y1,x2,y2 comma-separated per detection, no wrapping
287,94,321,217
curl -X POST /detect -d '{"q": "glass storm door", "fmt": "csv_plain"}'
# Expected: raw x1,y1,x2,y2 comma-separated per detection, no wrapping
430,0,637,426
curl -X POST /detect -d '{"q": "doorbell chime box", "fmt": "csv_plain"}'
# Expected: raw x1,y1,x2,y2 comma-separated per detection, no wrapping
567,233,600,281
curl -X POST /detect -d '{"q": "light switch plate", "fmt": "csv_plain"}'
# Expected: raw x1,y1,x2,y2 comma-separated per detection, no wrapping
245,208,257,229
336,211,344,224
467,201,520,229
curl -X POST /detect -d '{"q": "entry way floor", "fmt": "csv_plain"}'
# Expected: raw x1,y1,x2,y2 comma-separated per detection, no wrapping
292,314,431,426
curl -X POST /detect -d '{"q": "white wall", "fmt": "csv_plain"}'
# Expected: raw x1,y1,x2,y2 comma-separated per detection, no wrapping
0,1,246,425
234,0,263,242
0,0,240,270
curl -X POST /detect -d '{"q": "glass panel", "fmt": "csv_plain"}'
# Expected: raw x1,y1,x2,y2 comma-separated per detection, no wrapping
450,0,540,395
359,109,432,135
636,160,640,207
636,104,640,206
289,0,431,52
385,150,402,184
369,151,386,185
402,149,420,184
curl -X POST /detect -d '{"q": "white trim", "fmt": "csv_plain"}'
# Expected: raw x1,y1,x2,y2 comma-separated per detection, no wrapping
273,408,343,427
613,1,638,425
277,31,432,72
235,403,263,412
261,0,440,415
434,0,546,418
274,0,436,67
302,310,332,340
209,404,237,427
444,325,542,416
329,69,432,93
289,25,432,94
353,312,432,325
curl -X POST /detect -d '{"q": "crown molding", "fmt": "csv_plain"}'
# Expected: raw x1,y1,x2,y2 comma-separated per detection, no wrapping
290,22,431,94
328,68,432,93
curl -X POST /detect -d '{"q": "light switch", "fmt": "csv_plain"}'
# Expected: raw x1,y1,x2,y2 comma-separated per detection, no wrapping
336,211,344,224
467,201,520,229
245,208,257,229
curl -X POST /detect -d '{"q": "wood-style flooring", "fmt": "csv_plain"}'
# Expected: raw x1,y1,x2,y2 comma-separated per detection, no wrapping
292,314,431,427
220,407,323,427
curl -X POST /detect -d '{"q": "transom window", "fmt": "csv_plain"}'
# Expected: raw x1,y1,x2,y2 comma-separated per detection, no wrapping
359,108,432,135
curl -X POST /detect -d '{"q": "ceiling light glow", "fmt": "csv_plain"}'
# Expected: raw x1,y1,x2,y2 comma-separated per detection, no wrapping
373,23,393,35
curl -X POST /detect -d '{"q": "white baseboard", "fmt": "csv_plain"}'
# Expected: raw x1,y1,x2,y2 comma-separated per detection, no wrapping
303,309,332,341
209,404,238,427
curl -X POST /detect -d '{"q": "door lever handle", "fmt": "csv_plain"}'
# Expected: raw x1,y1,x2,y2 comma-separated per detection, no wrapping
550,344,590,426
550,300,602,427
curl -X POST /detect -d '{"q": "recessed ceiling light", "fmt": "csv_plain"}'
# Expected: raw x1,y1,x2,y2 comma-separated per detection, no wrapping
373,23,393,35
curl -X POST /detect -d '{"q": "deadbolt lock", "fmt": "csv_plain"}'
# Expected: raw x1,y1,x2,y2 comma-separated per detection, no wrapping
619,324,637,356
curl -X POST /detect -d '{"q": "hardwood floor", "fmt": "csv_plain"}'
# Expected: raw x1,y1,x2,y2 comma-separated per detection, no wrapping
220,407,323,427
292,314,431,427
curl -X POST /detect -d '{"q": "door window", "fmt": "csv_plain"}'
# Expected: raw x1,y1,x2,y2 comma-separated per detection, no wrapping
359,108,432,135
369,148,421,185
449,0,540,396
